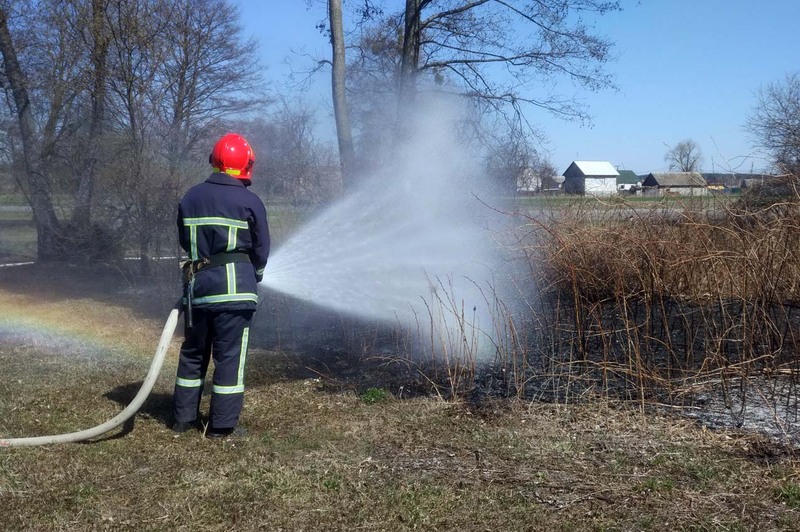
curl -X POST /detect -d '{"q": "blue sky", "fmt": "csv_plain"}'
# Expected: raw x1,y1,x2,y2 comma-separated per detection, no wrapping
237,1,800,174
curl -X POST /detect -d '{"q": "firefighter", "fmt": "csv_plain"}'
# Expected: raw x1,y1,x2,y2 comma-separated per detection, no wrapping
171,132,269,438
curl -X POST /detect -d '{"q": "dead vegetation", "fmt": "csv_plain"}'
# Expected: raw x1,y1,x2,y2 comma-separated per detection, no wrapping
478,176,800,443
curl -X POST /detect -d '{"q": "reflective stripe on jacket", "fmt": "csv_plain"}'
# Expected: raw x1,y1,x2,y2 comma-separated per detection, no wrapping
178,173,270,310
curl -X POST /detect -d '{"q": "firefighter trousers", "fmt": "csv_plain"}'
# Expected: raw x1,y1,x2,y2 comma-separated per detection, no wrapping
172,308,254,429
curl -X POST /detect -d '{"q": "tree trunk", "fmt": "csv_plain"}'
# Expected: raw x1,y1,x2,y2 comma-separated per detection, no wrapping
328,0,355,190
72,0,109,229
0,7,61,261
400,0,422,111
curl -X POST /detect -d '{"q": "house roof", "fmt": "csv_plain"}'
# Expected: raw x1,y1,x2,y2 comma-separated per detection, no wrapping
565,160,620,177
616,170,640,185
644,172,706,187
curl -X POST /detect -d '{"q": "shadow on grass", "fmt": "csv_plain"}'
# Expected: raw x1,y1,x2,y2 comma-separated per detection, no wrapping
103,381,174,433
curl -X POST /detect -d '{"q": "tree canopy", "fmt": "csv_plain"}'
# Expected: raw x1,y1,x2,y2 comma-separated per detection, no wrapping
0,0,265,262
748,72,800,174
664,139,703,173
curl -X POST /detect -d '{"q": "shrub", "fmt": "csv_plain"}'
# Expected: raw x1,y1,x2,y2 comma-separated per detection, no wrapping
360,387,391,404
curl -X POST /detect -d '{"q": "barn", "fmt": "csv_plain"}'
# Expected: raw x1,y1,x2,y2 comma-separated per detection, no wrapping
562,161,619,196
641,172,708,196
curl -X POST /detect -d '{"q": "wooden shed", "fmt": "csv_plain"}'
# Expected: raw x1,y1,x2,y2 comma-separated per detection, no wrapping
641,172,708,196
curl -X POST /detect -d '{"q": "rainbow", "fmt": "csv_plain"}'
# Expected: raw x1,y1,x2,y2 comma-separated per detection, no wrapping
0,315,129,363
0,291,177,363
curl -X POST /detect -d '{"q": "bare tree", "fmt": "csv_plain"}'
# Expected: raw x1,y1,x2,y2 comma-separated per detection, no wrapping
156,0,266,177
243,103,338,206
339,0,619,175
0,0,269,264
328,0,355,189
747,72,800,174
309,0,381,186
344,13,404,169
665,139,703,172
103,0,179,270
399,0,421,109
396,0,620,125
0,3,62,260
102,0,267,270
68,0,109,231
484,125,555,195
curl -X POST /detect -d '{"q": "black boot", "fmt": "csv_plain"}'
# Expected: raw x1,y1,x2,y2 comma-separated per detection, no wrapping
206,426,247,439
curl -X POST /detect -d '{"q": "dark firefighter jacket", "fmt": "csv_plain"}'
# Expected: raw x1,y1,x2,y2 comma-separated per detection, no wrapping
178,172,270,311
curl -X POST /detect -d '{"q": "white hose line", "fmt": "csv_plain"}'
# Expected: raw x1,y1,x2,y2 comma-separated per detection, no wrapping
0,308,180,448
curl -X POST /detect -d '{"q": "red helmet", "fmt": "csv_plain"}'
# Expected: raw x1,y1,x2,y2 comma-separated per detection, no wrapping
209,133,255,179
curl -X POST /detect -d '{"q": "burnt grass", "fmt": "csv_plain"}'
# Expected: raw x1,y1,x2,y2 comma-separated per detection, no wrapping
271,290,800,449
253,262,800,449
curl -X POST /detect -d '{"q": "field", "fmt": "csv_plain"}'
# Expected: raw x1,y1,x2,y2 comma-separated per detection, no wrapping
1,267,799,531
2,193,800,530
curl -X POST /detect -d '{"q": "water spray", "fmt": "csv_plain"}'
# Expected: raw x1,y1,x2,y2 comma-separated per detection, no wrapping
261,95,505,359
0,305,180,448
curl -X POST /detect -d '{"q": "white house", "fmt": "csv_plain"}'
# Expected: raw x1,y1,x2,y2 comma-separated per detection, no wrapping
516,167,563,194
616,170,641,193
516,167,540,194
562,161,619,196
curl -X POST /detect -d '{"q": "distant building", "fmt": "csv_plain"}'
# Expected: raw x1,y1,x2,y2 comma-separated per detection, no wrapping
516,167,541,195
739,174,789,196
548,175,566,195
616,170,641,193
562,161,619,196
641,172,708,196
741,174,776,189
703,172,777,193
702,173,745,191
516,167,564,195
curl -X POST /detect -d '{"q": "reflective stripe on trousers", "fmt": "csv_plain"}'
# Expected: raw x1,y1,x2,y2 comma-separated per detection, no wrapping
173,308,254,428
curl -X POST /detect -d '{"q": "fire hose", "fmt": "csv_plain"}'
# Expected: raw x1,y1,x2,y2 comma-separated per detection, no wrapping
0,306,180,448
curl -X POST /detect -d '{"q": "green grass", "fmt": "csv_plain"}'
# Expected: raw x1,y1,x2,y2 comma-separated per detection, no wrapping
777,484,800,508
0,210,32,221
360,387,391,404
0,222,36,260
0,194,29,206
